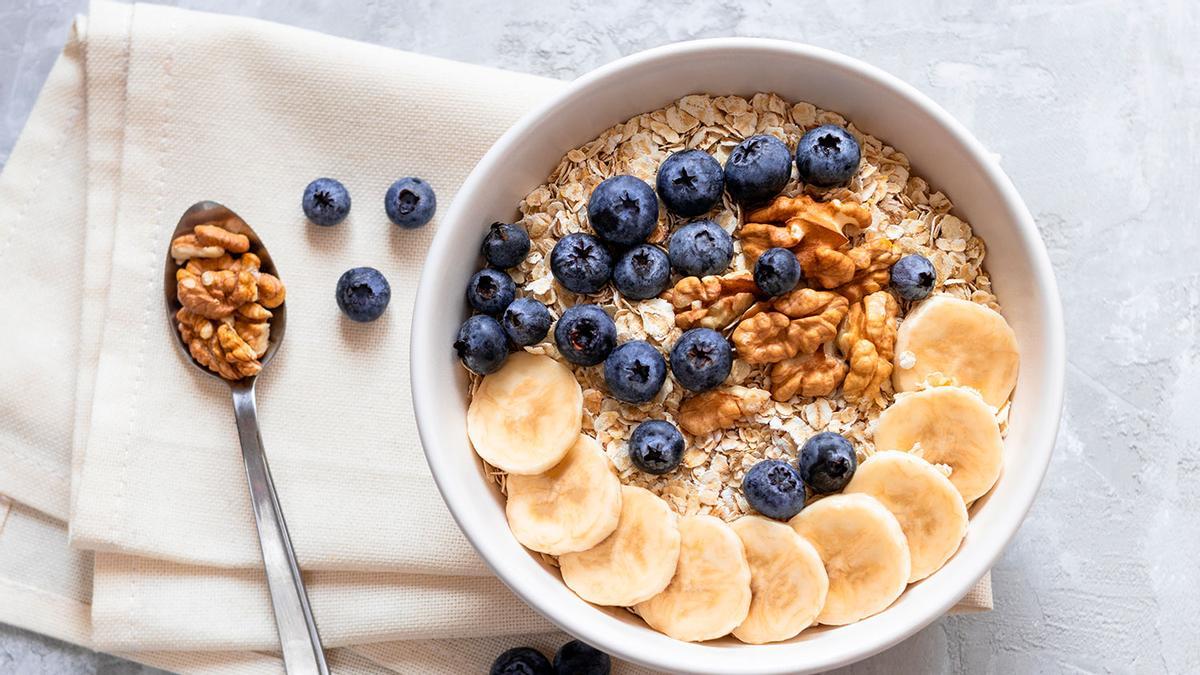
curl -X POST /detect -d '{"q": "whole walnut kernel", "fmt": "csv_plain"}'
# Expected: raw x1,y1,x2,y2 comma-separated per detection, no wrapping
837,291,899,404
769,351,848,401
662,272,758,331
678,385,772,436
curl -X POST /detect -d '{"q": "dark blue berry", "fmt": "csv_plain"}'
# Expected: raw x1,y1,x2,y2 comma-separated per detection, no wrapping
743,459,808,520
604,340,667,404
335,267,391,322
550,233,613,295
656,150,724,217
554,304,617,366
670,328,732,392
723,135,792,204
795,125,861,188
612,244,671,300
466,269,516,316
302,177,351,226
890,254,937,301
491,646,552,675
553,640,611,675
384,177,436,228
798,431,857,494
482,221,531,269
754,247,802,297
587,175,659,247
667,220,733,277
454,315,509,375
628,420,685,474
502,298,552,347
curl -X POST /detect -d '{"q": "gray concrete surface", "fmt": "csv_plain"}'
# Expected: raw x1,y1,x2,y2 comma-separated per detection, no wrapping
3,0,1199,673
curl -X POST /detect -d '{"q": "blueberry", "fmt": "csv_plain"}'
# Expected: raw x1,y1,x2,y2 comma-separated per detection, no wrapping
490,646,552,675
586,175,659,247
754,247,802,297
453,315,509,375
890,254,937,301
335,266,391,322
798,431,857,494
302,177,351,226
482,221,531,269
604,340,667,404
384,177,436,228
667,220,733,277
743,459,808,520
466,268,516,316
554,304,617,366
550,233,613,295
502,298,552,347
612,244,671,300
553,640,611,675
723,135,792,204
669,328,732,392
628,420,685,474
656,150,724,217
795,125,861,188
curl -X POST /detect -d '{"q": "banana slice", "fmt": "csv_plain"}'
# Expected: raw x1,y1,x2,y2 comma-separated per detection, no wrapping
467,351,583,475
559,486,681,607
844,451,968,583
635,515,751,642
505,434,621,555
789,494,910,626
874,386,1003,503
730,516,828,644
893,295,1019,409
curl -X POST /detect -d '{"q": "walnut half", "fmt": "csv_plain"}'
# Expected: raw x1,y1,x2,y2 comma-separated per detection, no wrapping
837,291,899,405
730,288,848,365
661,272,757,331
678,386,772,436
769,351,848,401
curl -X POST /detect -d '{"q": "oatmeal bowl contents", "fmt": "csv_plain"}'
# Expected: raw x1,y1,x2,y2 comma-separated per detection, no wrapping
413,39,1064,674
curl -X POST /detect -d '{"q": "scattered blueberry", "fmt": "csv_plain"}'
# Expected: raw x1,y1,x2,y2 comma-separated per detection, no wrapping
302,177,351,226
669,328,732,392
466,268,516,316
553,640,611,675
502,298,552,347
723,134,792,204
656,150,724,217
798,431,858,494
384,177,436,228
587,175,659,247
668,220,733,277
554,304,617,366
795,125,861,188
335,267,391,322
754,247,803,297
628,420,685,475
743,459,808,520
604,340,667,404
890,254,937,301
612,244,671,300
454,315,509,375
482,221,531,269
550,232,613,295
490,646,552,675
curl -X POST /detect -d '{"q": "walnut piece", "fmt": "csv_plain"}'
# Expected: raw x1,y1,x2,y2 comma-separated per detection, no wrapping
661,272,757,331
769,351,848,401
731,312,801,364
837,291,899,404
731,289,848,365
678,386,772,436
835,238,900,303
742,195,872,288
170,234,224,264
195,224,250,253
176,268,257,319
771,288,848,348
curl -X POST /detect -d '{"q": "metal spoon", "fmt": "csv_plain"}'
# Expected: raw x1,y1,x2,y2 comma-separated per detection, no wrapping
164,201,328,675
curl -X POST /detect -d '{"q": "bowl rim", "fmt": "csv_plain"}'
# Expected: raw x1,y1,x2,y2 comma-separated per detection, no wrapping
412,37,1065,674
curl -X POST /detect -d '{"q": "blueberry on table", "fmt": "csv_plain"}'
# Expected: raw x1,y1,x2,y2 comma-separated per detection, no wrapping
553,304,617,366
302,177,351,226
669,327,732,392
656,149,724,217
754,247,802,297
550,232,613,294
667,220,733,277
502,298,552,347
335,266,391,322
384,176,436,228
798,431,858,493
604,340,667,404
890,254,937,301
795,124,861,188
482,221,531,269
612,244,671,300
454,314,509,375
628,419,685,475
743,459,808,520
723,134,792,204
490,646,552,675
586,174,659,247
466,268,516,316
553,640,611,675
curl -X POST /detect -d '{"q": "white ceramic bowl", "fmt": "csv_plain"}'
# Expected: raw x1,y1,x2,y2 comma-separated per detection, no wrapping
412,38,1065,674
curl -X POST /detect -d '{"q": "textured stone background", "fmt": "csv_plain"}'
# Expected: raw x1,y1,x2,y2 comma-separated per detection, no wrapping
3,0,1199,673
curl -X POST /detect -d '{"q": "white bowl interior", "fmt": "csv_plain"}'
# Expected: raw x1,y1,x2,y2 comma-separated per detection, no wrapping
413,39,1064,675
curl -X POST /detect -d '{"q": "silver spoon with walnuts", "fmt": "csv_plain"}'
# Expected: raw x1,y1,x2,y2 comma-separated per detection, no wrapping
165,202,328,675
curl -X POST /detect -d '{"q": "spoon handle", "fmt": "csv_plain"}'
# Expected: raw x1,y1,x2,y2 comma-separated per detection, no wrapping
231,386,329,675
